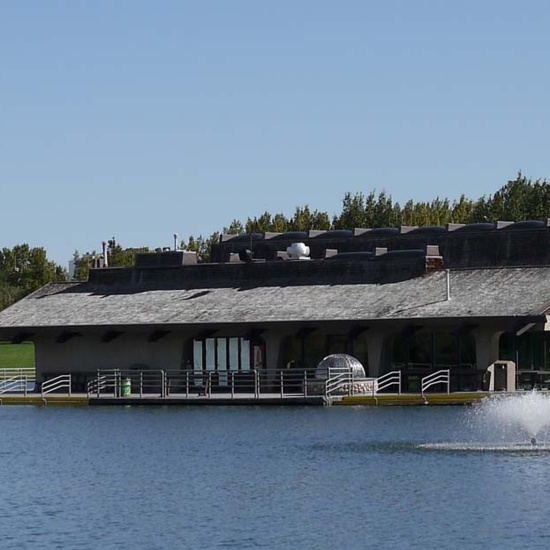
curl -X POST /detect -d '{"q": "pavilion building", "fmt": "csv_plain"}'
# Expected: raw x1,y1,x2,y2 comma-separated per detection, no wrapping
1,220,550,392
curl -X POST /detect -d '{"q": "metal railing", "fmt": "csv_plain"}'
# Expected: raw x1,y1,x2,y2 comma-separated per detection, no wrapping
421,369,450,396
84,367,450,401
41,375,72,397
0,368,35,393
325,367,352,397
11,367,454,400
325,367,380,399
168,368,312,398
87,368,322,399
87,369,166,398
0,367,460,402
87,371,119,397
0,368,35,380
0,375,30,396
375,370,401,394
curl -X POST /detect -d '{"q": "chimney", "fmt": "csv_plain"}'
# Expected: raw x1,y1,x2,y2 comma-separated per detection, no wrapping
174,233,178,251
425,245,443,272
102,241,108,268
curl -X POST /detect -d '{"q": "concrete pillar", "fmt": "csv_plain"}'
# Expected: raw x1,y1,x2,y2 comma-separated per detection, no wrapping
473,328,503,371
365,330,391,377
33,337,46,386
263,332,284,385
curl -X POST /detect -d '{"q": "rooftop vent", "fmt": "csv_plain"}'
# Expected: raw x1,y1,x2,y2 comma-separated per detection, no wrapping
286,242,310,260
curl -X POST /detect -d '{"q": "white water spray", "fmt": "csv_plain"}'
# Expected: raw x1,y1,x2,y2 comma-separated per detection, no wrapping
474,391,550,440
421,391,550,452
450,391,550,451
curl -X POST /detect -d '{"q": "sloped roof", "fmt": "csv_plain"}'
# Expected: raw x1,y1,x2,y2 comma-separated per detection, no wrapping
0,266,549,330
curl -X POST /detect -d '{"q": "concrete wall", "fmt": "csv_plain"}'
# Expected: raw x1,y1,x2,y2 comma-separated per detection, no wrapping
34,331,187,380
30,319,524,394
89,250,436,289
210,224,550,269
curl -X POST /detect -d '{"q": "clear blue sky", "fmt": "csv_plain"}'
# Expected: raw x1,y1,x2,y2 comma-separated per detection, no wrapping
1,0,549,267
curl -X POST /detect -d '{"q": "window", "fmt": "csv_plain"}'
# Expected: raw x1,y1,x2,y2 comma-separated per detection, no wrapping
193,336,258,381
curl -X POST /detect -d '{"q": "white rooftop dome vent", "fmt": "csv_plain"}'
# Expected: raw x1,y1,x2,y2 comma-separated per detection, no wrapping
286,242,310,260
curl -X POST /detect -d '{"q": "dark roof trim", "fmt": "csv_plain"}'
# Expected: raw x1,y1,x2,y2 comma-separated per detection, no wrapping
296,327,317,339
11,332,35,344
101,331,124,343
56,331,82,344
148,330,171,342
195,329,217,341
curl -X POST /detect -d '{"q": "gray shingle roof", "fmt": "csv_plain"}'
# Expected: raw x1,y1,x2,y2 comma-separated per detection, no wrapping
0,266,549,329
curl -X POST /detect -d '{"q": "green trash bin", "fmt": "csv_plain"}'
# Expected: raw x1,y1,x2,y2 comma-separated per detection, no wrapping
408,375,420,392
121,377,131,397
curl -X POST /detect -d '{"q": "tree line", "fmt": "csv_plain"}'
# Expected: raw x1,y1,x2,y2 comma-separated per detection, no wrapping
1,172,549,311
0,244,66,311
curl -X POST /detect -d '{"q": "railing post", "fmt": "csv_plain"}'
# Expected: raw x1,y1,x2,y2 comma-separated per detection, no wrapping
259,369,263,397
303,370,308,397
280,370,284,399
161,370,166,398
421,372,428,397
140,372,143,398
231,371,235,399
398,371,402,395
186,371,189,398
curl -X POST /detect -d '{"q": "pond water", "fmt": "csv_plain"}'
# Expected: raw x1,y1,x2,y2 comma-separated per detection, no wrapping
1,404,550,549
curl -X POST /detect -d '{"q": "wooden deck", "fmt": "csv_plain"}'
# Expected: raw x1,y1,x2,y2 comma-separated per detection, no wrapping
0,391,497,406
334,392,491,406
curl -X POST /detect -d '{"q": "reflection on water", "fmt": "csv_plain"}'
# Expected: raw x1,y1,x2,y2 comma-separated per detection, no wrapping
419,441,550,453
0,405,550,550
310,439,550,454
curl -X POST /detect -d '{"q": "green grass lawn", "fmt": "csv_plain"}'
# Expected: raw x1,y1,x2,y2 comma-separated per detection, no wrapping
0,342,35,369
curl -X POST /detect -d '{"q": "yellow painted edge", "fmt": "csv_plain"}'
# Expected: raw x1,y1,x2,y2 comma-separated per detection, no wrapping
0,396,89,406
334,393,490,406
